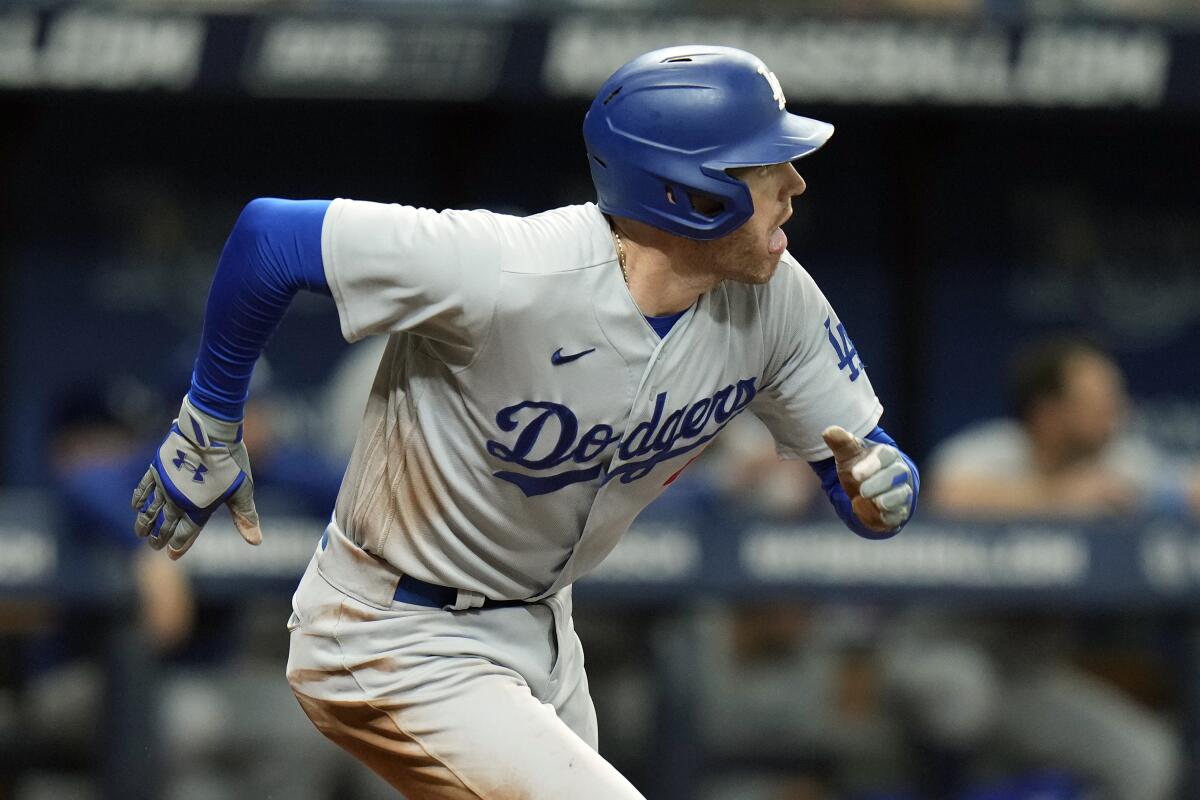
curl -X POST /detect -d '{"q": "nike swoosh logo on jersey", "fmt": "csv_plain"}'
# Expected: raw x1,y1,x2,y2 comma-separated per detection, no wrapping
550,347,595,365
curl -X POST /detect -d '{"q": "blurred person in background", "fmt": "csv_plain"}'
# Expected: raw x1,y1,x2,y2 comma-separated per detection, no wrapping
928,336,1200,519
20,385,387,800
880,335,1192,800
693,600,909,800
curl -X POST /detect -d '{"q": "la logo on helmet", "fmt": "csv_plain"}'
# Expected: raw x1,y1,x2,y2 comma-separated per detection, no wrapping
757,64,786,110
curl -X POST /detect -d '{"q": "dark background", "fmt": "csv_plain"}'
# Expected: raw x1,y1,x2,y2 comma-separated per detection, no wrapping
4,95,1199,480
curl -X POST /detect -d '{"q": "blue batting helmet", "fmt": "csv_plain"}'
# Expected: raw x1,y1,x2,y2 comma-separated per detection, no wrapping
583,45,833,240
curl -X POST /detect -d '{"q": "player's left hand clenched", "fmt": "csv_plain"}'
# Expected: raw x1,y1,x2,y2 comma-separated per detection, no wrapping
822,425,914,533
131,395,262,560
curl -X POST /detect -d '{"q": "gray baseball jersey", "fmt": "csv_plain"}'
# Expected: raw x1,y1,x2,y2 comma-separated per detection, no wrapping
321,198,882,601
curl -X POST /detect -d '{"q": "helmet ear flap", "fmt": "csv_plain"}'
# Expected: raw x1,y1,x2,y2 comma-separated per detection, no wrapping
585,128,759,238
641,168,754,236
685,191,725,220
664,181,732,226
665,183,724,220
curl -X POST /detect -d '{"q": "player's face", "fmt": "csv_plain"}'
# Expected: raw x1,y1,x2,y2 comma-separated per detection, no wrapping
691,162,806,285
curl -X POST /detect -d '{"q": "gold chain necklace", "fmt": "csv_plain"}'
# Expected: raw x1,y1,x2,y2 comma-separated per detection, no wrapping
612,226,629,284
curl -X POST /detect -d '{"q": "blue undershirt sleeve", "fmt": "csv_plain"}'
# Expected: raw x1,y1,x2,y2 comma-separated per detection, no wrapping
808,425,920,540
187,198,332,421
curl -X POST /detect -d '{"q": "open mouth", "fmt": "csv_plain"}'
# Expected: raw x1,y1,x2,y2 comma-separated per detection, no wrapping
768,210,792,255
768,227,788,255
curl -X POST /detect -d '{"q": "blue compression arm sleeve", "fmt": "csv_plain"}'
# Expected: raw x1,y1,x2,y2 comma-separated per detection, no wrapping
808,426,920,540
188,198,332,421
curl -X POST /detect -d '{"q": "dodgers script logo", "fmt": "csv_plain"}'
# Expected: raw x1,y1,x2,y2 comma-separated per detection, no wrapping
487,378,758,497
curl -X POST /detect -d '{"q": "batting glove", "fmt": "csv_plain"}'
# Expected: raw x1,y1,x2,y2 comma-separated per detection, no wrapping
131,395,262,560
822,425,914,533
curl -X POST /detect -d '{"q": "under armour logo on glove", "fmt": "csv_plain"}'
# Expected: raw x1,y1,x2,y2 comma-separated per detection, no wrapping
172,450,209,483
132,394,262,560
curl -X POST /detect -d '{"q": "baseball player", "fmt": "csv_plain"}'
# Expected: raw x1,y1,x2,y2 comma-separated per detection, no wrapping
131,46,918,798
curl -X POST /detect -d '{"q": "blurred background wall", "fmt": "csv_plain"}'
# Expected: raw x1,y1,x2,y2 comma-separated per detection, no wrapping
1,1,1200,799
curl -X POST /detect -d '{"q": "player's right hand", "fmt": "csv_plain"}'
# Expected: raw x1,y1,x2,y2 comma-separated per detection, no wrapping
131,395,262,560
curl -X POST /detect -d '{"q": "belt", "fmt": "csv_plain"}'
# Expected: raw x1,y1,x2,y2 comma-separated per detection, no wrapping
318,527,530,611
393,574,531,610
